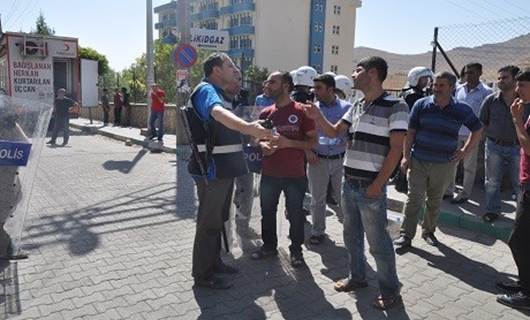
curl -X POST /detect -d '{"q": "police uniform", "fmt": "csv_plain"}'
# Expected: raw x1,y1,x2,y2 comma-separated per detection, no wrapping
186,81,248,282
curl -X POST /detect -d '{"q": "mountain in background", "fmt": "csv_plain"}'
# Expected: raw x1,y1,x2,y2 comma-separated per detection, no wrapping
354,32,530,89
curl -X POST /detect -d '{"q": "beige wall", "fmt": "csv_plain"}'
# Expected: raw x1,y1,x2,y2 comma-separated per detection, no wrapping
254,0,311,72
323,0,360,76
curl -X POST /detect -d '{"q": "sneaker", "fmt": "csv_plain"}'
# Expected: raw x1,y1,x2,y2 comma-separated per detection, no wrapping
393,235,412,249
421,232,439,246
497,291,530,310
290,252,304,268
309,234,325,245
450,193,468,204
193,275,232,290
496,280,522,293
442,193,454,201
46,140,56,145
483,212,499,223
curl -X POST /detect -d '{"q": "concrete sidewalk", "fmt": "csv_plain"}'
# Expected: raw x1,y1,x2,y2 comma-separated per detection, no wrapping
69,118,177,154
69,117,515,242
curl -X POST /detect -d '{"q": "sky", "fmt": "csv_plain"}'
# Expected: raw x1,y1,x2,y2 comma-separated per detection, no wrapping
1,0,529,71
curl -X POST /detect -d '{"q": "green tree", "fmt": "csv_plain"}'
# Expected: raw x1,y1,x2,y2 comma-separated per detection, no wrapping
245,65,269,103
79,47,110,76
31,12,55,35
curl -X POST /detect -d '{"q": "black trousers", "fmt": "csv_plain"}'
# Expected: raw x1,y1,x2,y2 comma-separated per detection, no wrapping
508,186,530,293
114,107,122,125
192,178,234,280
103,108,109,124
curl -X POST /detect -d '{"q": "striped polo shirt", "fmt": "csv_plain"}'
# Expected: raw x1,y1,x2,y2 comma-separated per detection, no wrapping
410,96,482,163
341,92,409,180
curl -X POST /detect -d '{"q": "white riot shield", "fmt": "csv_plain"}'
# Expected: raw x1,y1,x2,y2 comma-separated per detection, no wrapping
0,95,53,254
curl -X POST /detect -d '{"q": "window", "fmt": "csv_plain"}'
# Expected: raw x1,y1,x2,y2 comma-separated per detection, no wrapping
332,25,340,35
314,23,323,32
331,45,339,55
313,45,321,54
313,65,322,73
331,65,338,73
334,5,341,15
314,2,324,12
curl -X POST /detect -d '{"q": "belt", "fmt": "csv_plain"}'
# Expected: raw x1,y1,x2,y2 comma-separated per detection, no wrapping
315,152,345,160
487,136,519,146
197,144,243,154
344,175,373,188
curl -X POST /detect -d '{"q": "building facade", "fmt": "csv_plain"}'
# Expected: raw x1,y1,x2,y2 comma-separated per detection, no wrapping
154,0,362,75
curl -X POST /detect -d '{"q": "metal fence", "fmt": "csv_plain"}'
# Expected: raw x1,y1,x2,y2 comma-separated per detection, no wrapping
432,17,530,84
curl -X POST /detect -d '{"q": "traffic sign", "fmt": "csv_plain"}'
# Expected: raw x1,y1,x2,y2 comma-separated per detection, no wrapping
172,44,198,68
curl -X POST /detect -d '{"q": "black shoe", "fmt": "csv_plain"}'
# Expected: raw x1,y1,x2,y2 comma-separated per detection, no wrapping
326,195,338,206
194,275,232,290
483,212,499,223
309,234,325,245
46,140,56,145
213,262,239,274
290,252,304,268
497,280,522,293
61,142,68,146
334,278,369,292
422,232,439,246
497,291,530,310
0,250,29,260
302,207,310,216
251,247,278,260
394,235,412,249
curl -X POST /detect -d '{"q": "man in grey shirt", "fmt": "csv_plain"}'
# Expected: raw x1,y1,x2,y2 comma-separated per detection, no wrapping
480,65,530,222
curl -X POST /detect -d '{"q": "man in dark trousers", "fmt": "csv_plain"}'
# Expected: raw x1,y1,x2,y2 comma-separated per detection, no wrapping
496,69,530,310
113,88,123,126
47,88,76,146
187,53,273,289
101,88,110,125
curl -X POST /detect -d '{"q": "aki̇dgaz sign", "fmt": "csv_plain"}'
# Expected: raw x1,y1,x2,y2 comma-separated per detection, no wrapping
190,28,229,51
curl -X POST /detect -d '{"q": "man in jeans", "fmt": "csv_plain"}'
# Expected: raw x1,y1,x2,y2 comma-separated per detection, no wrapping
395,72,483,249
496,69,530,310
149,83,165,142
446,63,492,204
251,71,317,268
47,88,77,146
480,66,530,222
305,56,408,310
306,74,351,244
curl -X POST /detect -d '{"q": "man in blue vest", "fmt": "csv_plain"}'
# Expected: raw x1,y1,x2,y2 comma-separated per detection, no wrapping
187,53,273,290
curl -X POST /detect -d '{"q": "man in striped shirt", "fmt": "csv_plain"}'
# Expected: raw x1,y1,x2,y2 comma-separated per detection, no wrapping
305,56,408,310
394,71,483,249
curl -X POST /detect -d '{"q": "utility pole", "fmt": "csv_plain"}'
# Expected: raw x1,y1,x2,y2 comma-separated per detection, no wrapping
146,0,154,130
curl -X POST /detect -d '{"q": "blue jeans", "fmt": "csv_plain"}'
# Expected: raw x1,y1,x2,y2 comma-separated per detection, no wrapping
342,178,400,297
260,175,307,254
484,139,520,213
149,111,164,140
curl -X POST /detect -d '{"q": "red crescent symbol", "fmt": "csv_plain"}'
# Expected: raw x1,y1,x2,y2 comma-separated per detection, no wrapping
64,43,70,51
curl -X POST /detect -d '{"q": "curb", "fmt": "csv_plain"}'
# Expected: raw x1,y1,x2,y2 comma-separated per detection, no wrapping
70,123,177,154
387,197,512,241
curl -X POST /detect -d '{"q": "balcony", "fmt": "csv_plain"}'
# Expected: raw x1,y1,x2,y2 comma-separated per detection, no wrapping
191,8,219,21
228,48,254,58
154,17,177,30
154,1,177,14
225,25,255,35
219,2,255,15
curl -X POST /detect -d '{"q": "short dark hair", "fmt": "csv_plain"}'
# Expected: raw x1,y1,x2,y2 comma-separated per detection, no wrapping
203,52,229,77
280,71,294,92
516,69,530,82
434,71,457,87
465,62,483,72
313,74,336,89
498,65,520,79
357,56,388,82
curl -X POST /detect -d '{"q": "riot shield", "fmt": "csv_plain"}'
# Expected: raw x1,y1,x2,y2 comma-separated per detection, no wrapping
0,95,53,255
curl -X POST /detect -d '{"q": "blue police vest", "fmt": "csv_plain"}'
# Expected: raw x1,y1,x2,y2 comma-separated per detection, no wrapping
186,82,248,180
